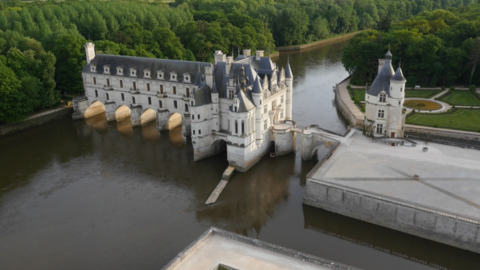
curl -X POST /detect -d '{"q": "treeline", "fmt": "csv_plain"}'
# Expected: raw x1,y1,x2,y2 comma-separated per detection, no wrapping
0,0,478,123
342,5,480,87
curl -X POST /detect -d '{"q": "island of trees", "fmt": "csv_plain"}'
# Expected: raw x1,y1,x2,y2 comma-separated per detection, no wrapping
1,0,478,123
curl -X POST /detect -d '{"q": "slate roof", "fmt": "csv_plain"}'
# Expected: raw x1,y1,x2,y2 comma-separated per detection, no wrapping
235,90,255,113
285,61,293,79
367,59,394,96
193,82,212,106
391,67,406,82
252,77,263,94
83,54,212,83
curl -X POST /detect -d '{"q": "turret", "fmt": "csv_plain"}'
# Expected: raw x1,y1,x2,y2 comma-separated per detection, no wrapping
211,83,219,131
390,66,407,102
285,55,293,120
252,77,264,143
85,42,95,64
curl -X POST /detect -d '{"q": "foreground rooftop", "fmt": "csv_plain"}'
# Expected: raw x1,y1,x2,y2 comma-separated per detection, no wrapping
162,227,360,270
310,132,480,221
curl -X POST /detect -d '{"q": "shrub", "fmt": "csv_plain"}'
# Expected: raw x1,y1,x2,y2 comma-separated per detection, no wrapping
434,124,438,128
449,86,455,91
441,86,445,90
347,85,351,90
470,84,476,92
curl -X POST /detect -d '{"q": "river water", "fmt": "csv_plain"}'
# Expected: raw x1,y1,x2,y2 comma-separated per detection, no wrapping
1,41,479,270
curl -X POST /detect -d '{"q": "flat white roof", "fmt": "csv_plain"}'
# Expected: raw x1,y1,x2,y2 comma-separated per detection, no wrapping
162,227,360,270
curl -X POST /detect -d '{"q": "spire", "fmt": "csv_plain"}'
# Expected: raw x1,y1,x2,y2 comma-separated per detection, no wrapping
392,66,406,82
252,77,263,94
285,55,293,79
385,44,392,60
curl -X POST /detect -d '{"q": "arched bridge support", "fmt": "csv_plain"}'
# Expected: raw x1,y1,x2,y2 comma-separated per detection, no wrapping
72,96,89,120
130,105,143,127
272,129,296,157
301,132,339,161
157,110,171,131
105,101,117,122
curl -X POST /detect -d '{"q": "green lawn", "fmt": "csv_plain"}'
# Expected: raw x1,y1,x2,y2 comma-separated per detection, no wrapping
348,88,365,101
406,109,480,132
405,90,440,98
439,91,480,106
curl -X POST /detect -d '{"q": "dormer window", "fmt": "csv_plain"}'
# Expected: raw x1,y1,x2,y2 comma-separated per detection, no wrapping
157,70,164,80
90,64,96,72
170,72,177,81
144,69,151,78
117,66,123,75
379,93,386,102
130,68,136,77
103,65,110,74
183,73,190,83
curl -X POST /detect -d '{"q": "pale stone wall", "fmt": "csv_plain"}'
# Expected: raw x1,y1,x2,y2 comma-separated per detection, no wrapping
303,180,480,254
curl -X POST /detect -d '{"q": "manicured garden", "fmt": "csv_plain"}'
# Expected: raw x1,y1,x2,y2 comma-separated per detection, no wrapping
406,109,480,132
438,90,480,106
405,90,440,98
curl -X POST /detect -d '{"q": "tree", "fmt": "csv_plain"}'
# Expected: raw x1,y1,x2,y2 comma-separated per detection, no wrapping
468,37,480,85
52,34,86,94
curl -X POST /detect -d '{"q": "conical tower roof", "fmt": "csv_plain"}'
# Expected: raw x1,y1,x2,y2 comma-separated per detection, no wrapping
252,77,263,94
367,51,394,96
391,67,406,82
285,55,293,79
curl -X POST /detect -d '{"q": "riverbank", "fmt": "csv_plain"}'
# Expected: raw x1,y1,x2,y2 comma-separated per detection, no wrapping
0,106,73,137
276,31,364,51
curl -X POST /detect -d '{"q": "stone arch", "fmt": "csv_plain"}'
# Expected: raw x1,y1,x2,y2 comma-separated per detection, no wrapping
141,108,157,126
210,138,227,155
84,100,106,118
115,105,131,122
168,112,183,131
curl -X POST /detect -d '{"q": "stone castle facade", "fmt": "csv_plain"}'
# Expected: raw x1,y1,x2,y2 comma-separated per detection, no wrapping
364,49,407,138
74,43,293,171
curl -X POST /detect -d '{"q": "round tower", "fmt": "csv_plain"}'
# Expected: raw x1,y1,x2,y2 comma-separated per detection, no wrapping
251,77,263,143
211,83,220,131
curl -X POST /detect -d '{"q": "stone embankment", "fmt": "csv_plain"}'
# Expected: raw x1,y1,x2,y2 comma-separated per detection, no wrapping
0,107,73,137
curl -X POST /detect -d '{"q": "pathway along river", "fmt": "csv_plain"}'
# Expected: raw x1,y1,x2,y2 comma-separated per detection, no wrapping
1,40,479,270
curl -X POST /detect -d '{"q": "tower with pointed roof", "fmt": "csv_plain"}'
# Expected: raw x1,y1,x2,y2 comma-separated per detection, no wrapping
285,56,293,120
364,49,407,138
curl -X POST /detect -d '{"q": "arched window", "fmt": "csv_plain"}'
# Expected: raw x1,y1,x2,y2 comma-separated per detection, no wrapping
241,120,245,134
132,97,136,104
159,100,162,108
235,120,238,134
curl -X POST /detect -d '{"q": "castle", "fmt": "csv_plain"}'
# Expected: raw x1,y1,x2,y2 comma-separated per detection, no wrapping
74,43,293,171
364,49,407,138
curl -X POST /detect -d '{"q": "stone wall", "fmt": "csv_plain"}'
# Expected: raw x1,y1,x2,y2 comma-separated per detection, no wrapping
405,125,480,142
272,129,295,156
276,31,364,51
335,85,364,128
0,107,73,137
303,180,480,254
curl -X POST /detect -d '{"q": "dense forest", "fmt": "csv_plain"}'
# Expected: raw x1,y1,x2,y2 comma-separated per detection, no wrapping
343,5,480,87
0,0,478,123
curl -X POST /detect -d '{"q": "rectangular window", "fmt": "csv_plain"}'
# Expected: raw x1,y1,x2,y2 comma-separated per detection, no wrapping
376,124,383,134
147,83,150,91
148,97,151,105
120,80,123,88
106,93,109,100
197,114,200,119
121,93,125,101
133,81,136,90
132,96,136,104
378,110,385,118
199,129,201,135
193,130,195,135
160,85,164,93
95,89,98,97
186,88,190,97
192,115,194,120
235,121,238,134
174,100,177,108
93,77,96,84
173,86,177,95
107,79,110,86
159,100,162,108
380,94,386,102
229,89,234,99
185,104,188,112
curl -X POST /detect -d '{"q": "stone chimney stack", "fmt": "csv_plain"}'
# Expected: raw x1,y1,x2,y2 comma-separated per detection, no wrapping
85,42,95,64
243,49,251,57
214,51,226,65
255,50,264,60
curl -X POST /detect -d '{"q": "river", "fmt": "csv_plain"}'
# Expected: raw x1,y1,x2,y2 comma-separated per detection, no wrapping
1,40,479,270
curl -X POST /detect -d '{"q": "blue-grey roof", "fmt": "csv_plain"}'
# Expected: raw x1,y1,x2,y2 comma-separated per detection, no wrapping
367,59,394,96
391,67,406,82
83,54,212,83
285,61,293,78
252,77,262,94
235,90,255,113
193,82,211,107
211,83,218,94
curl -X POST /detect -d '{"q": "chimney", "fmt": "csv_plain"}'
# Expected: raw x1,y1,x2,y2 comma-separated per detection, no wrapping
255,50,264,60
243,49,251,57
85,42,95,64
214,50,226,65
